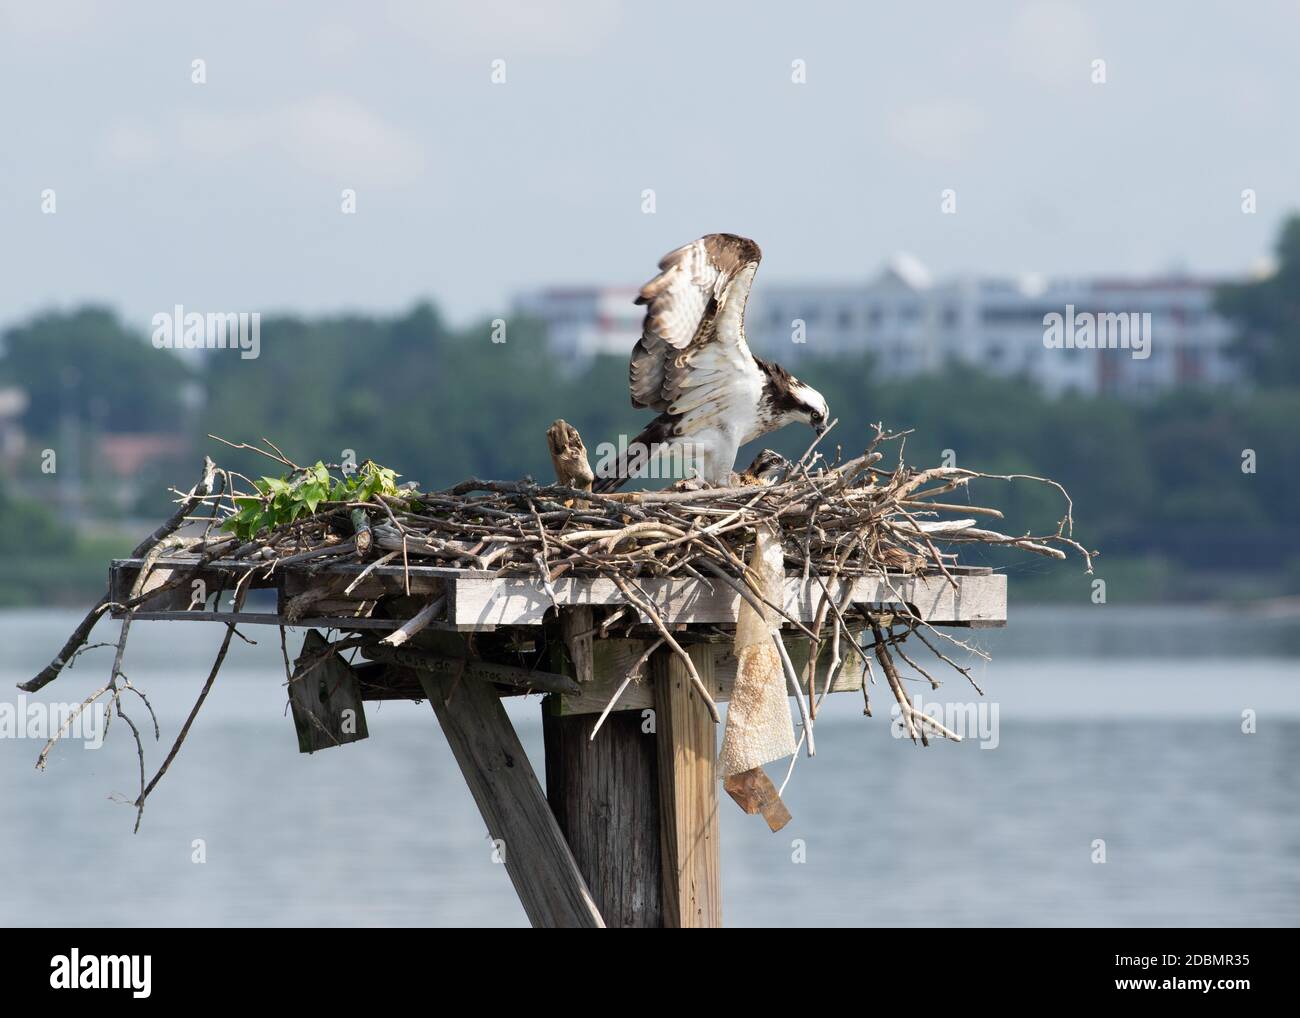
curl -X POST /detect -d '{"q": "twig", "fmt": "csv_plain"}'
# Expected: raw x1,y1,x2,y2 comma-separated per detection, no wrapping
589,637,664,741
611,575,719,723
133,591,248,831
380,595,447,648
773,633,815,757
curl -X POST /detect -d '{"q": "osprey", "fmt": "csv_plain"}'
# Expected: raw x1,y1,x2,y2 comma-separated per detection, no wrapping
594,233,830,492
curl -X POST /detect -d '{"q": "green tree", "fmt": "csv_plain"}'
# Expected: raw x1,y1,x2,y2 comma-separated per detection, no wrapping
0,476,70,556
0,307,192,435
1216,213,1300,386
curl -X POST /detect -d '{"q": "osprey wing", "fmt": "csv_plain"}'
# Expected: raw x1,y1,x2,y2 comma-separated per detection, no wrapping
628,233,764,413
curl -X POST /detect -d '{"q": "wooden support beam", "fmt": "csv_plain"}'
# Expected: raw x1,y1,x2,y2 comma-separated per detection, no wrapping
360,644,580,695
560,606,595,685
654,645,722,928
353,661,424,700
415,666,605,928
543,708,662,927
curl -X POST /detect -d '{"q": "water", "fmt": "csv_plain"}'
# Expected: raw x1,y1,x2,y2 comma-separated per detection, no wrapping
1,606,1297,927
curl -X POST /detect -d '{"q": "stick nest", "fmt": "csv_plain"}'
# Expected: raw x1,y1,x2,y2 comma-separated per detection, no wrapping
186,426,1094,585
21,424,1095,830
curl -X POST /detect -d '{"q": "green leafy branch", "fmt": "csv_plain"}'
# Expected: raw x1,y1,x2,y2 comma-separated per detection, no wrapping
222,459,407,541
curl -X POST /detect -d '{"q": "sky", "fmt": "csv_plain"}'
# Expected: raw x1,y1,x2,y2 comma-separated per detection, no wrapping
1,0,1297,332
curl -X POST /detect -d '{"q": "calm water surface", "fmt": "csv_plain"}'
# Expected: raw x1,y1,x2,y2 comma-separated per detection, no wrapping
1,605,1297,927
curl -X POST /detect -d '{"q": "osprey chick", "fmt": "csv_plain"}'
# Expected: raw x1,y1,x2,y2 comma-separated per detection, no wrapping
737,448,788,486
594,234,829,492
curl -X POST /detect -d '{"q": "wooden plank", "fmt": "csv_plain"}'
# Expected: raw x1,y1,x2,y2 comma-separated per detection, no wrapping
280,568,446,599
110,559,1004,632
560,606,595,684
449,572,1006,628
654,645,721,928
724,768,792,833
108,610,404,629
110,559,279,612
543,709,662,927
415,665,605,929
555,635,867,716
113,557,492,580
288,630,369,753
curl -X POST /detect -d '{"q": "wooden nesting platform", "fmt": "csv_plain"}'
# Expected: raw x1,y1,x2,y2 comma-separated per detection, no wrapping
111,556,1005,627
110,555,1004,714
108,553,1006,928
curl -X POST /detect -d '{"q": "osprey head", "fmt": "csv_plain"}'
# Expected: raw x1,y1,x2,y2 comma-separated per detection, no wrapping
787,378,830,436
753,356,831,440
743,448,788,484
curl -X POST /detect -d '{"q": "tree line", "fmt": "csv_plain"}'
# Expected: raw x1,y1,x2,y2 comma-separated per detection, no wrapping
3,217,1298,603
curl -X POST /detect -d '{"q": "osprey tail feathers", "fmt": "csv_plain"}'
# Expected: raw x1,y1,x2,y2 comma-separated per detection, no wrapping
592,415,678,493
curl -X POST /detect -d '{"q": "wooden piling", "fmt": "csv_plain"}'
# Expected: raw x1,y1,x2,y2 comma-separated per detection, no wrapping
416,665,605,928
653,644,722,928
543,630,722,928
543,709,662,927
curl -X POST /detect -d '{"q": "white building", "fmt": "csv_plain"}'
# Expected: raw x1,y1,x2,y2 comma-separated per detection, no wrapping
512,287,641,367
1083,277,1238,396
516,257,1242,396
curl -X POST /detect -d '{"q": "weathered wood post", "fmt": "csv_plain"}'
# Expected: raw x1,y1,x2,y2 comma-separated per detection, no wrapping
542,706,663,926
416,658,605,929
543,615,722,927
539,418,722,927
652,644,722,927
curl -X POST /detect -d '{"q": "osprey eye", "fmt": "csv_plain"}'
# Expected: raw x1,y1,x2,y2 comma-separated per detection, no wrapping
810,411,823,423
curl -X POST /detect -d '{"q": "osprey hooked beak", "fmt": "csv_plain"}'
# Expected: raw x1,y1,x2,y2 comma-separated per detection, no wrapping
788,379,830,437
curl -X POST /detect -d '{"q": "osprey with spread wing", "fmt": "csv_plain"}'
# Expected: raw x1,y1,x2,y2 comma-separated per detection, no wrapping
594,233,830,492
